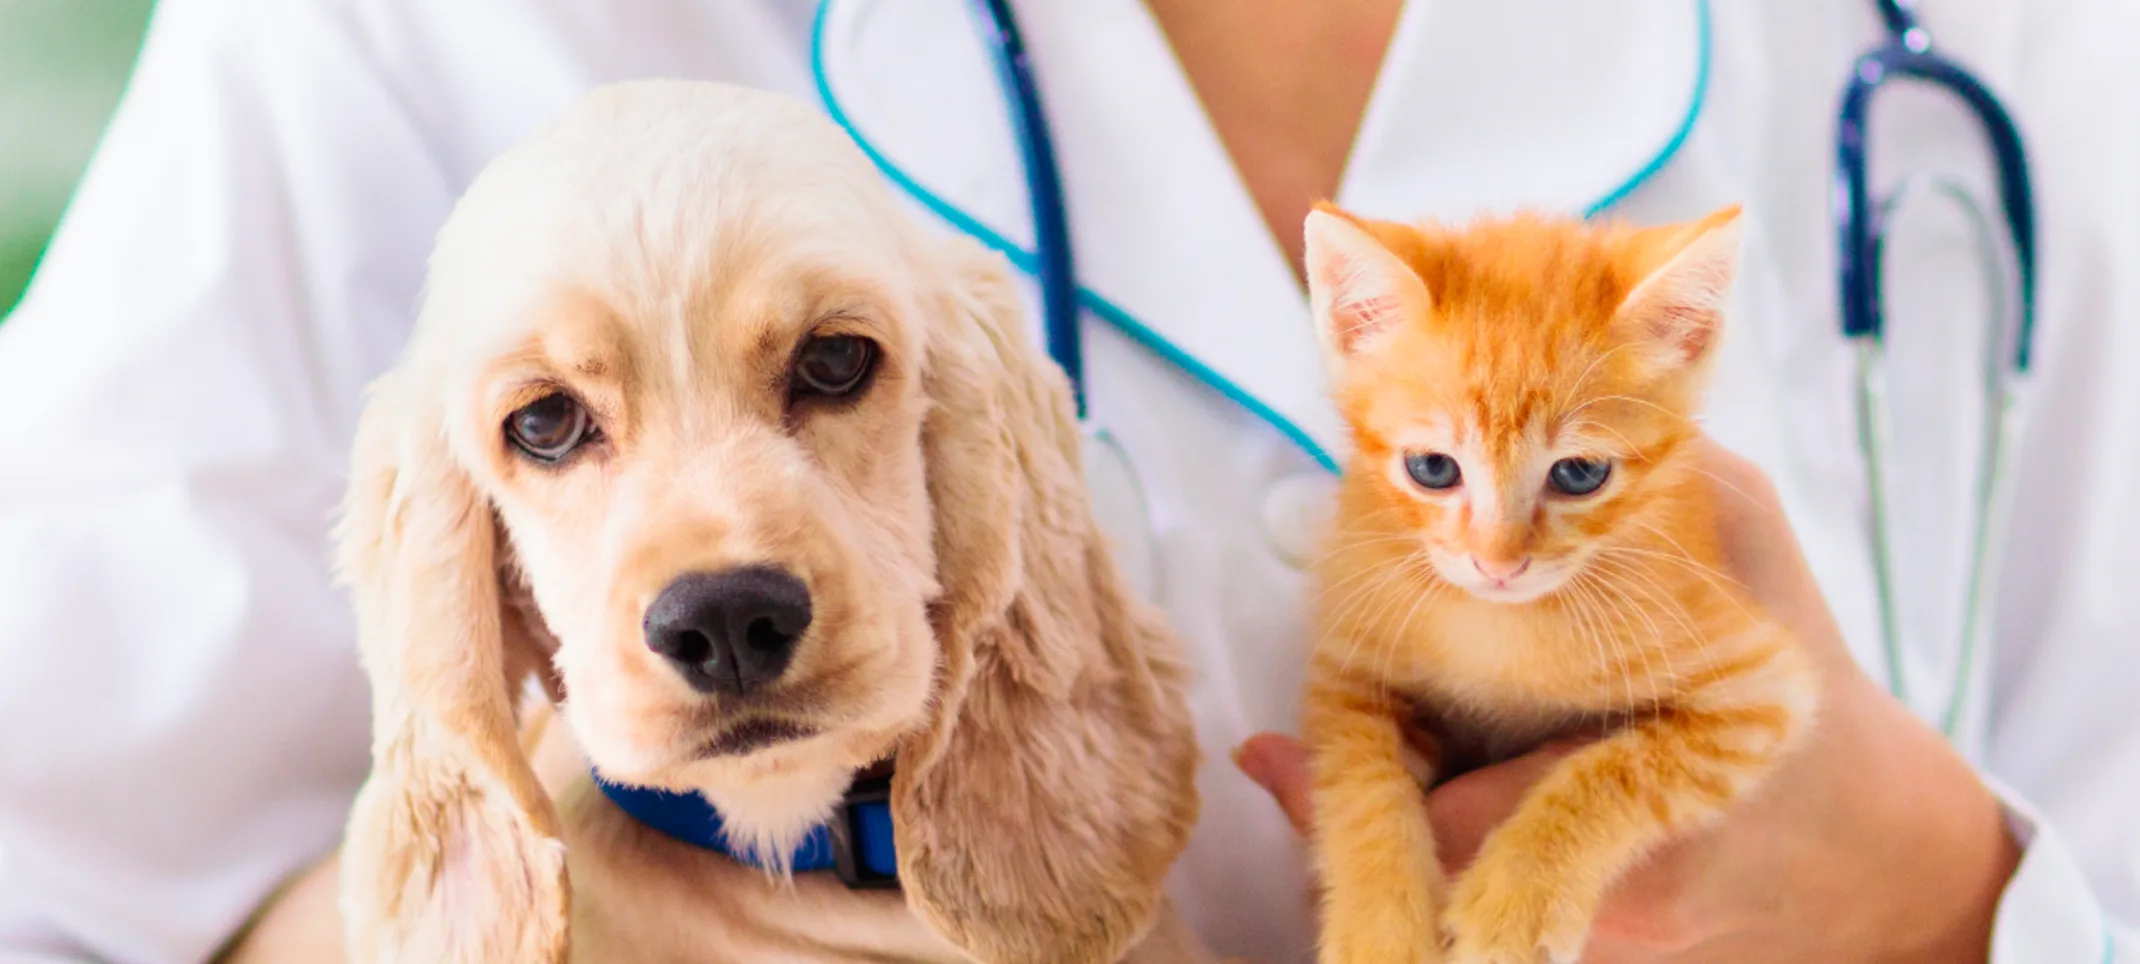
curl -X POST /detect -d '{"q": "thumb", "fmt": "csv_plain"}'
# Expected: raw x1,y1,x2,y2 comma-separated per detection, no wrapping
1233,733,1315,837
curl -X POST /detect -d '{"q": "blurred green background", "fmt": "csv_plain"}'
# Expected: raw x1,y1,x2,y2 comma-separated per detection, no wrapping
0,1,157,319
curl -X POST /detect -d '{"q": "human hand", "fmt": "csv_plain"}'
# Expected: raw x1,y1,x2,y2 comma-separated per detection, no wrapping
1238,439,2021,963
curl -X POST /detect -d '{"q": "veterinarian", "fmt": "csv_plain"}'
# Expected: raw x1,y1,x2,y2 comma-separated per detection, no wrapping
0,1,2134,962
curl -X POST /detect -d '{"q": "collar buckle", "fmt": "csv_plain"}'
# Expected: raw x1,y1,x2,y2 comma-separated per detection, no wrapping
828,768,898,890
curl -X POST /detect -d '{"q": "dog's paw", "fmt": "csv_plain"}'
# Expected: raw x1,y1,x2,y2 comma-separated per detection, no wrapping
1441,858,1593,964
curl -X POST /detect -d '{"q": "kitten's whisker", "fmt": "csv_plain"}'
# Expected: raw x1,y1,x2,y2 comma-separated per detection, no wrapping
1632,520,1730,577
1566,574,1609,711
1685,466,1786,522
1312,552,1418,602
1312,562,1411,647
1380,562,1439,688
1316,530,1437,554
1380,557,1453,676
1588,554,1701,645
1602,538,1762,632
1355,558,1432,648
1600,547,1753,624
1317,563,1425,666
1599,581,1643,716
1317,536,1434,556
1564,342,1643,398
1606,539,1747,593
1562,393,1690,424
1586,564,1664,709
1625,519,1763,618
1565,573,1631,715
1324,557,1443,669
1565,418,1643,457
1311,541,1442,601
1588,556,1693,693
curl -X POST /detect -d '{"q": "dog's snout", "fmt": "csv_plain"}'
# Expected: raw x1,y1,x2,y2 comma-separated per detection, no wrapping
644,568,812,695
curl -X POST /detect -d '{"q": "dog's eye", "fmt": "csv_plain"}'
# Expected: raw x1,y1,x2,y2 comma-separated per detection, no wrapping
793,335,878,398
505,393,592,463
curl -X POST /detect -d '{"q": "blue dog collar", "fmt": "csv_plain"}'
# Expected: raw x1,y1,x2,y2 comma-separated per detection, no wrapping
592,766,899,889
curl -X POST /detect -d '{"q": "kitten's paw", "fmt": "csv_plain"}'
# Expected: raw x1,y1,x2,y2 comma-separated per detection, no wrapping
1316,940,1444,964
1538,923,1588,964
1316,866,1447,963
1442,860,1593,964
1317,925,1446,964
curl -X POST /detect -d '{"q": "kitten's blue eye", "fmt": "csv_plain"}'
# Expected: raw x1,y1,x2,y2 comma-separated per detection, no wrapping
1405,452,1461,490
1547,457,1612,496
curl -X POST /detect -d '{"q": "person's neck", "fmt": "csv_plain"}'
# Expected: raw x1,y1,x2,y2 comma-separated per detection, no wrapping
1141,0,1405,278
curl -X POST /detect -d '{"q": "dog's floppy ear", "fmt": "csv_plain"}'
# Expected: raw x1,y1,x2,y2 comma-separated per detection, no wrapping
892,238,1202,964
332,370,570,963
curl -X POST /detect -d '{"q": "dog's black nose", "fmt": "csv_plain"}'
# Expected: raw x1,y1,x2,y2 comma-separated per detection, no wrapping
644,568,811,695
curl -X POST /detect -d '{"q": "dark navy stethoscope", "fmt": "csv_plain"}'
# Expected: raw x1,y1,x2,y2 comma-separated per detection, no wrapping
1835,0,2036,737
841,0,2041,734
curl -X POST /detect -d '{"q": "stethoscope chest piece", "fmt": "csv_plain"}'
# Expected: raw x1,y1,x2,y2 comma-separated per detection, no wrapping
1262,471,1339,570
1081,425,1160,601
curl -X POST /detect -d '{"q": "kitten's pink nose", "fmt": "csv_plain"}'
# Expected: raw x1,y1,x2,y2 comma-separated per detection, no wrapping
1473,555,1532,584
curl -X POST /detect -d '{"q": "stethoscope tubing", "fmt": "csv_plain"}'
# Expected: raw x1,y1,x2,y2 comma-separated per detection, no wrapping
1833,2,2037,734
1835,4,2037,370
964,0,1085,417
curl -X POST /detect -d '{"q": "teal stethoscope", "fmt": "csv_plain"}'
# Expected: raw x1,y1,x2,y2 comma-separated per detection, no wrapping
818,0,2038,737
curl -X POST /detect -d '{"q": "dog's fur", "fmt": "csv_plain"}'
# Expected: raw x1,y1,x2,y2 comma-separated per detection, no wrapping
293,80,1206,964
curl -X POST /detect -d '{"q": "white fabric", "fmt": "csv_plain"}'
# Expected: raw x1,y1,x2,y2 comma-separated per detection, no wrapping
0,0,2134,962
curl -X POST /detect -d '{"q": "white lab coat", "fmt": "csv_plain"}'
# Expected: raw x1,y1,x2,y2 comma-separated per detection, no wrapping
0,0,2133,961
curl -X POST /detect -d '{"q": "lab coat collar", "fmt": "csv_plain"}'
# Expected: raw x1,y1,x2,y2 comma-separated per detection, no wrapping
813,0,1710,468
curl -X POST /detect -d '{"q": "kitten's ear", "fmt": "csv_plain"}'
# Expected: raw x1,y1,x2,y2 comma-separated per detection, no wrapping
1616,205,1744,375
1304,205,1432,373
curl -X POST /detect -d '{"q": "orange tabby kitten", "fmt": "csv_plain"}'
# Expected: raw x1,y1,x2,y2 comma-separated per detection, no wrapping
1297,203,1819,964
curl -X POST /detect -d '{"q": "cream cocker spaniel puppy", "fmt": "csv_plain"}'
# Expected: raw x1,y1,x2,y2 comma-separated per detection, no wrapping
310,79,1210,964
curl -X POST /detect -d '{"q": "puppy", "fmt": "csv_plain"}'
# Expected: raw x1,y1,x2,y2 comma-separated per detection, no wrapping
301,80,1206,964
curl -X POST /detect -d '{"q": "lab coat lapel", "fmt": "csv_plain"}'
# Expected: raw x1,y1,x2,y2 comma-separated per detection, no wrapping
816,0,1342,465
1340,0,1709,222
814,0,1709,468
